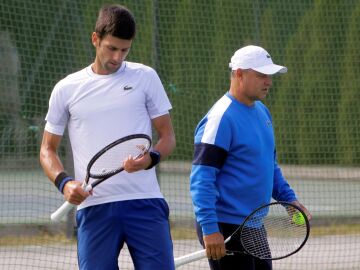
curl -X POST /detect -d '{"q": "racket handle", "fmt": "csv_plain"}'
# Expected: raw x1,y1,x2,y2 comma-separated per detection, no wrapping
174,249,206,268
50,183,92,222
50,201,75,222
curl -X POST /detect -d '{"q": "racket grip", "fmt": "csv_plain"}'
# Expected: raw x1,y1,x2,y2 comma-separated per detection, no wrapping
174,249,206,268
50,201,75,222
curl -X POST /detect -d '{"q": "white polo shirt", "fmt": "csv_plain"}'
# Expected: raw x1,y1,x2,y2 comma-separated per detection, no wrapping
45,61,172,209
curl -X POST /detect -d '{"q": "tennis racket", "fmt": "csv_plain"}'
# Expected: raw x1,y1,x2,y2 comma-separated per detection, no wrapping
174,201,310,268
50,133,151,222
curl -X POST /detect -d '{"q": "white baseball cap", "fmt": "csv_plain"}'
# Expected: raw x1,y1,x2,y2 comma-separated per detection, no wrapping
229,45,287,75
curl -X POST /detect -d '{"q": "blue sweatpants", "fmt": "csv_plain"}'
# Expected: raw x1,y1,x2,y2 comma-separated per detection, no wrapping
76,199,175,270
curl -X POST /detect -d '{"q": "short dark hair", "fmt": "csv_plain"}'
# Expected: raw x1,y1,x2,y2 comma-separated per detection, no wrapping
95,4,136,40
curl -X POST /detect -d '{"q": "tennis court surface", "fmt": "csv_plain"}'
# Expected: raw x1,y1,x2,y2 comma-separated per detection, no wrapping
1,163,360,269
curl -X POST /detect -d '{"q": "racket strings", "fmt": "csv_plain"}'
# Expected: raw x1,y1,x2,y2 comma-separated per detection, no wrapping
240,204,308,260
89,138,150,177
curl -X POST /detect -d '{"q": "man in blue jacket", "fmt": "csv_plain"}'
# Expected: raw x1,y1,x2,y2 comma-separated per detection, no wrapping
190,45,311,270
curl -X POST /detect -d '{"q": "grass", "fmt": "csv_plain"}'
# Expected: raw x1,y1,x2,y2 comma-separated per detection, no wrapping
1,223,360,246
310,223,360,236
0,233,75,246
171,227,198,240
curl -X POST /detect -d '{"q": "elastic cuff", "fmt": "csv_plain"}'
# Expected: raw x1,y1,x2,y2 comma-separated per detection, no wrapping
202,222,220,235
54,172,73,194
145,150,161,170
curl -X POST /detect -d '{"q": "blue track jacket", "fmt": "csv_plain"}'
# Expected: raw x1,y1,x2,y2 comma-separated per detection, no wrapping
190,92,297,235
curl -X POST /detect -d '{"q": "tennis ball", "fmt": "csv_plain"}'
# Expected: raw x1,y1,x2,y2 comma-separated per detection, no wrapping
292,212,306,225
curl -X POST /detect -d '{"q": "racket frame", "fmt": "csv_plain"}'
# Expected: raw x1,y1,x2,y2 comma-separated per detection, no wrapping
174,201,310,268
50,133,152,222
238,201,310,260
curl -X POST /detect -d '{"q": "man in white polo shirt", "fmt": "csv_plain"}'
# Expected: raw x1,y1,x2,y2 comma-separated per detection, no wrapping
39,4,176,270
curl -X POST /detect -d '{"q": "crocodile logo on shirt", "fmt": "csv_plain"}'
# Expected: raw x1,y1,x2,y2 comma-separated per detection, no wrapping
123,85,133,90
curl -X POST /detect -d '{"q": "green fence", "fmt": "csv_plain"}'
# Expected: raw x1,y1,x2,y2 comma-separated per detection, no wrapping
1,1,360,269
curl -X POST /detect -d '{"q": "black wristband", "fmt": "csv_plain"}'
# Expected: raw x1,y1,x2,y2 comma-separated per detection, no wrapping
145,150,161,170
54,172,73,194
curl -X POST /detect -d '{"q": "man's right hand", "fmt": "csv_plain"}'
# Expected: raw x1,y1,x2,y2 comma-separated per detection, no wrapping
203,232,226,260
63,181,90,205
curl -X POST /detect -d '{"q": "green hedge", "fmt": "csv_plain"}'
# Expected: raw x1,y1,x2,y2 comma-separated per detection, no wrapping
1,0,359,165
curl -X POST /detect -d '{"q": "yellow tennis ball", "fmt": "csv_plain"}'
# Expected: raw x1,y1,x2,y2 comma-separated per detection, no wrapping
292,212,305,225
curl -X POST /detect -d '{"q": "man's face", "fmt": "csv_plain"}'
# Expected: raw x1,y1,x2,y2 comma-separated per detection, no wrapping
92,33,132,75
241,69,273,103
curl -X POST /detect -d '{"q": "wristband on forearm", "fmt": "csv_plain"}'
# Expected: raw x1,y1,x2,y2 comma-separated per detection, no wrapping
145,150,161,170
54,172,73,194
